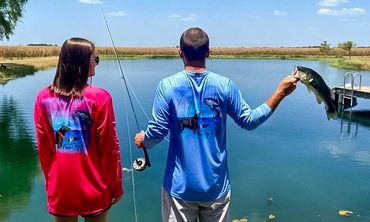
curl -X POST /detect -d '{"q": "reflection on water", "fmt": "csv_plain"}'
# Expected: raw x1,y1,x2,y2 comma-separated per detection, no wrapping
0,96,38,221
339,108,370,139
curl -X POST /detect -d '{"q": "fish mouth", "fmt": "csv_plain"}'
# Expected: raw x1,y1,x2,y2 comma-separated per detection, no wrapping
290,65,299,77
291,65,310,82
292,65,297,73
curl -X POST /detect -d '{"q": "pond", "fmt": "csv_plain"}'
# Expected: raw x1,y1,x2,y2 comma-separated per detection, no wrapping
1,59,370,222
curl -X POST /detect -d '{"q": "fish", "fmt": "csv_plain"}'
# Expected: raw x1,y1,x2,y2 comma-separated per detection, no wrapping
291,66,338,120
204,97,221,118
75,110,92,129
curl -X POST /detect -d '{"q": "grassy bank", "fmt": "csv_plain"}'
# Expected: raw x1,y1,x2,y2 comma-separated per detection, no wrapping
320,56,370,70
0,57,58,84
1,46,370,84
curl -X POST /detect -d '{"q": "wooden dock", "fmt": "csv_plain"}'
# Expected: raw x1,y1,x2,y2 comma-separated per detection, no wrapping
332,86,370,100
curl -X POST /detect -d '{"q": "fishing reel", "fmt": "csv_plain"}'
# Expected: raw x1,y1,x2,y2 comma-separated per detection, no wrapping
132,147,151,172
133,157,147,171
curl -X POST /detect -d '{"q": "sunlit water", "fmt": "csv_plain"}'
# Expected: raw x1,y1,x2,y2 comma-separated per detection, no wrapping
1,59,370,222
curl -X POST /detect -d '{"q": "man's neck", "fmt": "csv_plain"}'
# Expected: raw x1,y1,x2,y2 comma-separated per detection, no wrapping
184,65,207,73
184,60,207,73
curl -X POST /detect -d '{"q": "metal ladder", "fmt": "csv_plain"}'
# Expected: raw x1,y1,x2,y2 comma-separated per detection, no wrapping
343,72,362,107
340,108,359,140
339,72,362,139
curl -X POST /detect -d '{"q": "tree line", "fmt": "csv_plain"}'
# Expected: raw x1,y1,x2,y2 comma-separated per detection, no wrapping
320,40,356,59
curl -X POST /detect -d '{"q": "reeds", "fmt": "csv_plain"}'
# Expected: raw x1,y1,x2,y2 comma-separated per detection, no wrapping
1,46,370,59
210,47,370,57
0,46,60,58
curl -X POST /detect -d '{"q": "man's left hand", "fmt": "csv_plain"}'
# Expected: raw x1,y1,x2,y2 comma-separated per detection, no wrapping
135,130,145,148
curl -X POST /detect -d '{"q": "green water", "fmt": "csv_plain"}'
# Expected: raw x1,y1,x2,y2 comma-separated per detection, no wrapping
1,59,370,222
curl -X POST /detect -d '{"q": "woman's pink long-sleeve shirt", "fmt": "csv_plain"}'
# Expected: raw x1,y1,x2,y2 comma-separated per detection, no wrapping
34,86,123,216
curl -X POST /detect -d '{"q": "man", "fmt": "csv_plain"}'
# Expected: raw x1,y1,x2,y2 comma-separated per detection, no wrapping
135,27,298,222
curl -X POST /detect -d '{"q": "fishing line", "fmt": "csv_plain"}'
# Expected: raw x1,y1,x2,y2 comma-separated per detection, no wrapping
123,95,139,222
126,80,170,142
100,7,151,170
100,7,145,222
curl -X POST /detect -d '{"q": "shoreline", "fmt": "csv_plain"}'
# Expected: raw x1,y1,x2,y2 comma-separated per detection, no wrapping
1,55,369,84
0,57,58,84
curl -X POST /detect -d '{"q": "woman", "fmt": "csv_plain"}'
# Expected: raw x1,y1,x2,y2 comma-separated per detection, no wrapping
34,37,123,222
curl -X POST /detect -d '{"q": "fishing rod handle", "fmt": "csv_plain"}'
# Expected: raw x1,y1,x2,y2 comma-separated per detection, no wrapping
143,147,151,167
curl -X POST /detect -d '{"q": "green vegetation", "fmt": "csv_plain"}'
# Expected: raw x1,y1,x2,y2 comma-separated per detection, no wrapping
0,63,36,84
0,57,58,84
0,0,28,40
319,41,331,55
1,46,370,84
321,56,370,70
338,41,356,59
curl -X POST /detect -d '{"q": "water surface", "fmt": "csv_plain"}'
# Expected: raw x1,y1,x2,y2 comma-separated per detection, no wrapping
1,59,370,222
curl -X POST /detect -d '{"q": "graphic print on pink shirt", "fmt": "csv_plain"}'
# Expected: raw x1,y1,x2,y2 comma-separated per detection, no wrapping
43,97,92,154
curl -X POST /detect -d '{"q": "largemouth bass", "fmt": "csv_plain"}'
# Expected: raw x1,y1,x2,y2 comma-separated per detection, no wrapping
291,66,338,119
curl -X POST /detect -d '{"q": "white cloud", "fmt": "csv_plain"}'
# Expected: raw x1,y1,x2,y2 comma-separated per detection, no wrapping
318,0,348,7
317,7,365,16
168,14,181,19
273,10,287,16
78,0,103,4
108,11,126,16
168,14,197,22
317,8,336,15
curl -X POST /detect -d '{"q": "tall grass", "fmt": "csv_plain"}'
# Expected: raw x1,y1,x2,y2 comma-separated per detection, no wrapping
1,46,370,59
0,46,369,84
0,46,60,58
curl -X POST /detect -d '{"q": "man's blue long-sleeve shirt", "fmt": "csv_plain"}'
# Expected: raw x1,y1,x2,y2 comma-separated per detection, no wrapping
143,70,273,201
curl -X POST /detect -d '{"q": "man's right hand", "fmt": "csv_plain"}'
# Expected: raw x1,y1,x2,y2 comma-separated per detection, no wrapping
276,75,299,97
266,75,299,111
135,130,145,148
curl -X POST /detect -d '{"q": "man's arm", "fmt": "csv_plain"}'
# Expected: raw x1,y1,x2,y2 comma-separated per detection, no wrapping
227,75,298,130
265,75,298,111
135,80,170,148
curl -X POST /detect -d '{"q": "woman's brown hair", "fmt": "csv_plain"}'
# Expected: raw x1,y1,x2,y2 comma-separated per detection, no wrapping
50,37,95,97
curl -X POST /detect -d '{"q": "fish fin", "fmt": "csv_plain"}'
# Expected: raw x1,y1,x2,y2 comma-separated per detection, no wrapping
305,85,312,93
315,95,323,104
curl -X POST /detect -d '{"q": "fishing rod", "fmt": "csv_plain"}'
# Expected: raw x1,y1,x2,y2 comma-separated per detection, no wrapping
100,7,151,172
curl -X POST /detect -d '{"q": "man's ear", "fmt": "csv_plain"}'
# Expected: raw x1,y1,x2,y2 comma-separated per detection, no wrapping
206,49,210,58
177,48,184,58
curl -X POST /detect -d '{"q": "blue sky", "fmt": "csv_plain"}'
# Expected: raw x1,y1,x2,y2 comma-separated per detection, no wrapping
2,0,369,47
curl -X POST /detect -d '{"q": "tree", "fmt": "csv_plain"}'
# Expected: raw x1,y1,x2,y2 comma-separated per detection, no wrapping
319,40,331,54
0,0,28,40
338,41,356,59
